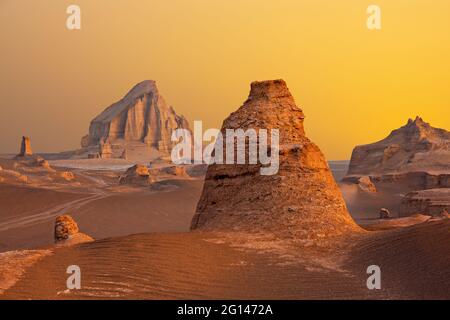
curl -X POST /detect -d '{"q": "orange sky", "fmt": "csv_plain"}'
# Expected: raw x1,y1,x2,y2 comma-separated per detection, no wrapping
0,0,449,159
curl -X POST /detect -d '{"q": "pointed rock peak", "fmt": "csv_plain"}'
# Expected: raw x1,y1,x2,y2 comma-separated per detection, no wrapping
229,79,304,137
18,136,33,157
191,80,359,237
406,116,429,127
83,80,191,157
124,80,159,100
403,116,433,134
248,79,293,101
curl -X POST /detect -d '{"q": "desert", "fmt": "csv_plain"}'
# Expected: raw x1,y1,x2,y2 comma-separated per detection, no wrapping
0,79,449,300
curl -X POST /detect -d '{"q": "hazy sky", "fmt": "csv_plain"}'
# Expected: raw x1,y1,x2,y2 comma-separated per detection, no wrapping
1,0,449,159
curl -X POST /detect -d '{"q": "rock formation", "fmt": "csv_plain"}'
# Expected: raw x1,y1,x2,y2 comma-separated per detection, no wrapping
60,171,75,181
18,136,32,157
121,149,128,160
88,153,100,159
81,80,191,159
347,117,450,176
160,165,189,177
54,215,93,246
379,208,391,219
191,80,359,238
80,134,90,148
33,156,52,170
368,171,450,190
357,176,377,193
55,215,79,241
0,169,28,184
119,164,155,186
440,209,450,219
99,139,113,159
400,189,450,217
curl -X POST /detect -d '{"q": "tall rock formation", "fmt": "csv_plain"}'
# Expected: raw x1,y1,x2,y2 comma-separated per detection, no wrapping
347,117,450,176
81,80,191,158
18,136,33,157
191,80,359,238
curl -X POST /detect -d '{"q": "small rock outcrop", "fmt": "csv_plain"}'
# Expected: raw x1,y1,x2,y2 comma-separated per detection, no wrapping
88,153,100,159
119,164,155,185
55,215,79,241
80,134,90,148
18,136,33,157
54,215,93,246
33,156,52,170
439,209,450,219
357,176,377,193
60,171,75,181
440,209,450,219
0,169,28,184
379,208,391,219
81,80,191,158
160,165,189,177
191,80,359,238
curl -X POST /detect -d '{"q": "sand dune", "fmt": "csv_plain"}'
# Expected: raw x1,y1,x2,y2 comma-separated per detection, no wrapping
0,180,203,252
2,219,449,299
349,220,450,299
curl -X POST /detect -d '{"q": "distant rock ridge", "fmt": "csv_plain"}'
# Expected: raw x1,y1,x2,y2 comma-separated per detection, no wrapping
347,117,450,176
191,80,359,239
81,80,191,159
400,189,450,217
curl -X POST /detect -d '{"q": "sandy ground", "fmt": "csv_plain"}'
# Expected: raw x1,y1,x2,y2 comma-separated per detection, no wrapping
2,220,449,299
1,158,449,299
0,157,204,252
0,180,203,252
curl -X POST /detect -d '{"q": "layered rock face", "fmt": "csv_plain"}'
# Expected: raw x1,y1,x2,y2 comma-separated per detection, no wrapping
344,118,450,207
81,80,191,157
400,189,450,217
191,80,359,238
347,117,450,176
99,139,113,159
